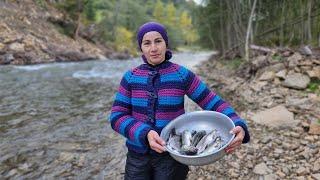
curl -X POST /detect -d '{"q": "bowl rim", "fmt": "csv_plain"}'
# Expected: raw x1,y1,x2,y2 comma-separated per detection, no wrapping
162,110,236,158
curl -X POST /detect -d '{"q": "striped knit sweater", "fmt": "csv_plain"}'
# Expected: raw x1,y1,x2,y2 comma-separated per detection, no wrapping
109,60,250,154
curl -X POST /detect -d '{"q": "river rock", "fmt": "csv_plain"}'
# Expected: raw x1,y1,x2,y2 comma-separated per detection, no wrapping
259,71,275,81
312,174,320,180
0,53,14,64
288,53,302,67
282,73,310,90
309,122,320,135
306,66,320,79
251,105,298,128
8,42,25,52
276,69,287,79
253,162,272,175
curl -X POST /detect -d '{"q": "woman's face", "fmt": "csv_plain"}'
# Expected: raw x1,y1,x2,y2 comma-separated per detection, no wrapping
141,31,166,66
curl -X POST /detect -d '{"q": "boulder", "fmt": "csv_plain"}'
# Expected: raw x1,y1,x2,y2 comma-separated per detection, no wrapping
288,53,302,68
282,73,310,90
276,69,287,79
306,66,320,79
259,71,275,81
251,105,298,128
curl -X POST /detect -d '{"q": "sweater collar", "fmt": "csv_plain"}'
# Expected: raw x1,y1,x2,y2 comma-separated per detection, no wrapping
141,60,172,71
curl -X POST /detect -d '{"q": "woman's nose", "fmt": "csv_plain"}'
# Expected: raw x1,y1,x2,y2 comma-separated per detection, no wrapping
150,43,157,51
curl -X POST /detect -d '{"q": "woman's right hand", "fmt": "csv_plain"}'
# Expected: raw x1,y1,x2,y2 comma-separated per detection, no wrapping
147,130,166,153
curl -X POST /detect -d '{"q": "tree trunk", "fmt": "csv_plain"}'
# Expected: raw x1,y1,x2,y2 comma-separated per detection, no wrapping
245,0,257,62
307,0,312,44
73,12,81,40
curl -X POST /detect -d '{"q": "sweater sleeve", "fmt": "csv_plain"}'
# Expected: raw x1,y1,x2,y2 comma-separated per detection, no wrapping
109,71,154,147
183,67,250,143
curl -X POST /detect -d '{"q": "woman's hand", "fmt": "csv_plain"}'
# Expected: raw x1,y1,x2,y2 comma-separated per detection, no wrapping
225,126,245,154
147,130,166,153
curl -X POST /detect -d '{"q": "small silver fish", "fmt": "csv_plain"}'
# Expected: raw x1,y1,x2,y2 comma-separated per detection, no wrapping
191,130,206,147
167,133,181,151
196,130,218,154
200,136,223,155
181,130,198,155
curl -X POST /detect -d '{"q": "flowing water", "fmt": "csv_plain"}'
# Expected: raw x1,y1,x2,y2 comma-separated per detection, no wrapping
0,52,213,179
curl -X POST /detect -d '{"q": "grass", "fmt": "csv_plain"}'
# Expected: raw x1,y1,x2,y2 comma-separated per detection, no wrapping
222,57,245,70
307,79,320,95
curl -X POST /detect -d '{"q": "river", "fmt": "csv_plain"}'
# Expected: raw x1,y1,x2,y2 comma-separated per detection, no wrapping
0,52,213,179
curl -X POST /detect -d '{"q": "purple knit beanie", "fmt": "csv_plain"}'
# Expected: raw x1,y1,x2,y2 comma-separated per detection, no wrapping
137,22,172,62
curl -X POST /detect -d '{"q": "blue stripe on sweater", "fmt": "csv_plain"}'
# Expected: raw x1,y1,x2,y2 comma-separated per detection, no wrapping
134,124,149,145
110,112,122,122
160,73,181,82
158,96,183,105
177,66,189,79
190,81,206,99
205,95,221,109
132,98,148,107
119,117,134,135
115,93,130,104
130,75,148,84
155,119,169,128
222,107,234,115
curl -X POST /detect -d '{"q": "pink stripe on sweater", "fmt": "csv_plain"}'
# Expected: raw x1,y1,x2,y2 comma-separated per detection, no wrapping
132,111,147,121
133,69,149,76
156,109,185,119
129,121,141,140
132,90,148,98
187,77,200,94
111,106,129,112
158,89,184,96
119,85,131,96
114,115,130,131
199,92,215,107
216,102,229,112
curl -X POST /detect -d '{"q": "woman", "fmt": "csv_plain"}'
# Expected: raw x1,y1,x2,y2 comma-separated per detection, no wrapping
109,22,250,180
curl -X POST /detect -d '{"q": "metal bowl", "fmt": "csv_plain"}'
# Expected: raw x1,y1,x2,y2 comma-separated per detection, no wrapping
160,111,235,166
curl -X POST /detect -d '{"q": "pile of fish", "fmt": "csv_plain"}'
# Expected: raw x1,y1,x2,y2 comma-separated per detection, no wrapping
166,128,224,156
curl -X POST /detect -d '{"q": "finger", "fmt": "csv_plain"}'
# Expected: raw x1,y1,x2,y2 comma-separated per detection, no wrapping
227,141,242,150
150,141,165,152
230,126,241,134
154,135,166,146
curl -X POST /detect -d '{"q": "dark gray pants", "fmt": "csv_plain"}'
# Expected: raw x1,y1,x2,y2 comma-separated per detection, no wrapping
124,151,189,180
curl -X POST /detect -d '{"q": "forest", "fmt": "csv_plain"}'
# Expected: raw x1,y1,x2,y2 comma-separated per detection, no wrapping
39,0,320,59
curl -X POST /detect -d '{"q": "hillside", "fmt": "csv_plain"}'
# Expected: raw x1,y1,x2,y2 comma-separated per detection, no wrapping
0,0,108,65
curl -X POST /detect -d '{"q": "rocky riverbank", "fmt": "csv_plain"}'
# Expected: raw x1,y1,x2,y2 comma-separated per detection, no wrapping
0,1,131,65
187,51,320,179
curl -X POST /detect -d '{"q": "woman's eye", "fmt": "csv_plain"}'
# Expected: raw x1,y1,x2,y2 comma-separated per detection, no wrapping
143,42,150,46
155,40,162,43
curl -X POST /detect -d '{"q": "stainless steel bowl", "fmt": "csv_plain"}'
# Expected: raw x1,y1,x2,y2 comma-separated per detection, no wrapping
160,111,235,166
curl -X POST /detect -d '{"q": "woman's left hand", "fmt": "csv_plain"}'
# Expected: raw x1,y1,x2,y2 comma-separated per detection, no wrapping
225,126,245,154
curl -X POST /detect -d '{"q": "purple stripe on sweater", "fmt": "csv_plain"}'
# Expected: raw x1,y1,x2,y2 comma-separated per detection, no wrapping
187,76,200,94
133,69,149,76
216,102,229,112
114,115,130,132
112,106,129,112
129,121,141,140
158,89,184,96
132,90,148,98
159,64,179,74
156,109,185,119
199,92,215,107
132,111,147,121
230,115,240,121
119,85,131,97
